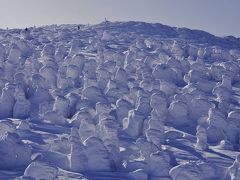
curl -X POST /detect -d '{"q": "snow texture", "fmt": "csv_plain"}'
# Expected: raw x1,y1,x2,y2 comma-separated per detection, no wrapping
0,21,240,179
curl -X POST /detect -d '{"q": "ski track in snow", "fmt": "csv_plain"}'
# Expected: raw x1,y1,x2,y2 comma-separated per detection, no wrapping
0,21,240,179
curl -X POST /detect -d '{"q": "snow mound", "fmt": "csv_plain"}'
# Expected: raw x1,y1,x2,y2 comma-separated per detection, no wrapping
0,21,240,179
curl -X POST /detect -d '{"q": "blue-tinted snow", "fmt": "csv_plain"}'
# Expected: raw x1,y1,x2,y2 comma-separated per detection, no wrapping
0,21,240,179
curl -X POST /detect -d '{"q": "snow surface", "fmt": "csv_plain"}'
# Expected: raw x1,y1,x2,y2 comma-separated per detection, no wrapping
0,21,240,179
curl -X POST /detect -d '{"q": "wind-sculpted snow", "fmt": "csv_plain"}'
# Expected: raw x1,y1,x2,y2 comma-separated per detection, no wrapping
0,21,240,179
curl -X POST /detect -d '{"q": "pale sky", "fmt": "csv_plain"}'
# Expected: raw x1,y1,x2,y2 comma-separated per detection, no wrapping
0,0,239,37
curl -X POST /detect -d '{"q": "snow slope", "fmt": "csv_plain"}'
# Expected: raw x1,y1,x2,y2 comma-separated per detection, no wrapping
0,21,240,179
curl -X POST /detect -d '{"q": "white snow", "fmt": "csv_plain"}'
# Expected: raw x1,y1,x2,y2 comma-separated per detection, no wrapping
0,21,240,179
